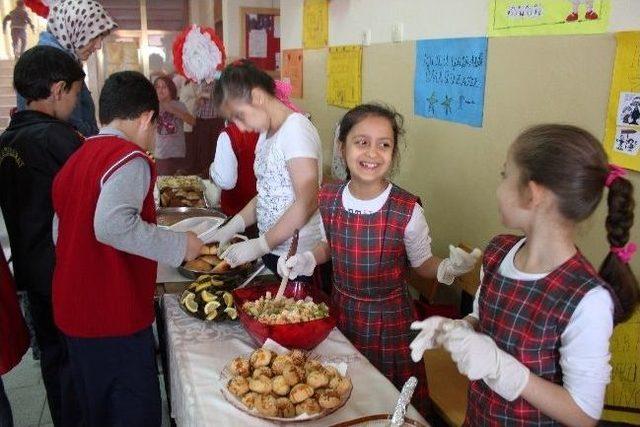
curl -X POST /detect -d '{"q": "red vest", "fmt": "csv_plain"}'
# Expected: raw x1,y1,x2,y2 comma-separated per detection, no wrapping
52,135,158,338
0,250,29,374
219,124,258,217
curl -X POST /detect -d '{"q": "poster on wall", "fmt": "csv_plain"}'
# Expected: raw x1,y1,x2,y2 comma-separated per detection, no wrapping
603,308,640,424
488,0,611,37
245,13,279,70
326,45,362,109
414,37,488,128
303,0,328,49
281,49,303,98
603,32,640,173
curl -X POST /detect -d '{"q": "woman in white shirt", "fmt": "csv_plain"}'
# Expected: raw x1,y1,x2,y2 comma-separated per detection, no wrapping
208,60,323,280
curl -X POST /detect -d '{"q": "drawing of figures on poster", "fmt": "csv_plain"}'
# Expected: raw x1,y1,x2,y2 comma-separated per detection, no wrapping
414,38,488,127
282,49,303,98
603,308,640,424
303,0,328,49
326,46,362,109
488,0,611,36
603,32,640,172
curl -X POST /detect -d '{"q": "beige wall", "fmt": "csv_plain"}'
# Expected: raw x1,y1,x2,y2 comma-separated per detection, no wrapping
294,35,639,275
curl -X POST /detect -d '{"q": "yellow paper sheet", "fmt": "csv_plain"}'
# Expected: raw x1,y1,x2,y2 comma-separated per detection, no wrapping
303,0,328,49
603,32,640,172
326,45,362,109
282,49,304,98
602,307,640,424
488,0,610,37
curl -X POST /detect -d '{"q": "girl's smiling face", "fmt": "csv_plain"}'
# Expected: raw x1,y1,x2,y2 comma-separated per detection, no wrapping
342,115,395,186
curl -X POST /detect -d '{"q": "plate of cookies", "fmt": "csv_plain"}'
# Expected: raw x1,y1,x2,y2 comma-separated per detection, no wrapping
221,343,352,422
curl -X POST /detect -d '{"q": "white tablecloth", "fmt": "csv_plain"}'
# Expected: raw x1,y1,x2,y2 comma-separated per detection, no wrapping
162,295,428,427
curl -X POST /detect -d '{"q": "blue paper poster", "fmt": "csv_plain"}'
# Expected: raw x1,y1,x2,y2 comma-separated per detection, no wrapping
414,37,488,127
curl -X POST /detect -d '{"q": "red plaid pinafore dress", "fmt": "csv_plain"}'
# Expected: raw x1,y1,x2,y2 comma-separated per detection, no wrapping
318,183,430,418
465,234,614,426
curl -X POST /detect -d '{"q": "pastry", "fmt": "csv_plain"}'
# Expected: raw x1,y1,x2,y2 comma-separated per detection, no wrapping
306,368,329,389
229,357,250,377
295,397,321,416
329,375,352,397
271,375,290,396
282,364,305,387
252,366,273,379
227,375,249,397
289,383,314,404
184,259,211,272
317,389,341,409
241,391,259,410
275,397,296,418
248,375,272,394
289,349,306,366
271,354,293,375
211,260,231,273
249,348,273,368
254,394,278,417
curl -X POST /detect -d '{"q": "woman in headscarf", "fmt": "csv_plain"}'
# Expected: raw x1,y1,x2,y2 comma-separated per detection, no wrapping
16,0,118,136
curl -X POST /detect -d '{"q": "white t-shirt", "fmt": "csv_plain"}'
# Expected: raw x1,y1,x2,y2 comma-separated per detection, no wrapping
320,182,433,267
254,113,323,255
471,238,614,419
210,131,236,190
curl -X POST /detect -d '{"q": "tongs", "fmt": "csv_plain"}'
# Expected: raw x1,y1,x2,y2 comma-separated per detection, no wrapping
275,229,299,299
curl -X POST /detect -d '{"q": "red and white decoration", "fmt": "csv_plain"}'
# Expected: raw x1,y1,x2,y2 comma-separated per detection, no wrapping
25,0,50,18
173,25,226,84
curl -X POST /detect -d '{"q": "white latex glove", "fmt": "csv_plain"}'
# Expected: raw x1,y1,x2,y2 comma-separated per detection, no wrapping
409,317,473,362
206,215,245,245
441,327,530,401
277,251,317,280
221,235,270,268
437,245,482,285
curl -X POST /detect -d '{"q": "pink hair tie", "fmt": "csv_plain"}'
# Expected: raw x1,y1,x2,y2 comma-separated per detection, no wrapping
274,80,302,113
605,164,627,187
610,242,637,263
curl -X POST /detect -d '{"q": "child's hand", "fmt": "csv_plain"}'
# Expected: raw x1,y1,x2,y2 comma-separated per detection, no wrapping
184,231,204,261
409,317,472,362
277,251,317,280
440,327,530,401
220,236,270,268
204,215,246,245
437,245,482,285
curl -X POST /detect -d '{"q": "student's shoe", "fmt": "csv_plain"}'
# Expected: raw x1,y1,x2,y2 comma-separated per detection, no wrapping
585,10,599,20
566,12,579,21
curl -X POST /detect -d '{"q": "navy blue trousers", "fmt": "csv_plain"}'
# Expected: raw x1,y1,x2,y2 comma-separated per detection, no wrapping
65,327,161,427
0,378,12,427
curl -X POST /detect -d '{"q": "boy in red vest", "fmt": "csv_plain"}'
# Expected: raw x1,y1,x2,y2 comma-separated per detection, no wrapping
52,71,203,427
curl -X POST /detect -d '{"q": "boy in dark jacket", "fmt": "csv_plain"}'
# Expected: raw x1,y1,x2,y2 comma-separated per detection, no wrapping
0,45,84,426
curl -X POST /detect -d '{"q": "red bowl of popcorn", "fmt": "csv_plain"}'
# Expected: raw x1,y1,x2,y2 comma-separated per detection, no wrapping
233,281,337,350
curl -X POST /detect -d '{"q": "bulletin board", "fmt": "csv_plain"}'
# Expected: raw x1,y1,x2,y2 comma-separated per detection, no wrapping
240,7,280,72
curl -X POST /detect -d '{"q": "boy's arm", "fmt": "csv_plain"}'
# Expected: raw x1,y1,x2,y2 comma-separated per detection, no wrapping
93,156,190,267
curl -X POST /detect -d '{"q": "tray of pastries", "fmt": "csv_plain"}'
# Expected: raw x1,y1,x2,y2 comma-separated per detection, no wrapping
157,175,208,208
177,236,252,280
222,346,352,422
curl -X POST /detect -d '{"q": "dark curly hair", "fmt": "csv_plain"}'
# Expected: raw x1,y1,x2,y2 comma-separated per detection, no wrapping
512,124,638,323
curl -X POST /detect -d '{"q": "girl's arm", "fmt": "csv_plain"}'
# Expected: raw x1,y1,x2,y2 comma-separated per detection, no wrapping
264,157,319,250
236,195,258,227
413,256,442,279
520,377,596,427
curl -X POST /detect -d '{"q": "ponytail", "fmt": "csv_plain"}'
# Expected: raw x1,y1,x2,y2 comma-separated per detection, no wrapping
599,174,639,324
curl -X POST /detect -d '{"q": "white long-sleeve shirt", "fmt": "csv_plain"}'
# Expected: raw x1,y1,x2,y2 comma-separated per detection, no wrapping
210,131,237,190
471,237,613,419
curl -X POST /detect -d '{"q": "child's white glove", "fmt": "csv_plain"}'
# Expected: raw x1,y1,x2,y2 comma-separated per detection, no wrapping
409,317,472,362
206,215,245,245
221,235,269,268
440,326,530,401
437,245,482,285
277,251,317,279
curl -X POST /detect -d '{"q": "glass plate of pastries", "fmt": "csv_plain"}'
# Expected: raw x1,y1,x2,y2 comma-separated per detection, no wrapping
177,236,253,280
221,342,352,422
156,175,208,208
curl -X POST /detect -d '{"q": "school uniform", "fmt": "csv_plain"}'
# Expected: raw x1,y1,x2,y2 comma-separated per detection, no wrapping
318,182,430,418
52,131,187,427
467,235,615,426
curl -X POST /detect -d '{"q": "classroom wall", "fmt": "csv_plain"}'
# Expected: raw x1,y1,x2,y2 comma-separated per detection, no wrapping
279,1,640,275
223,0,280,60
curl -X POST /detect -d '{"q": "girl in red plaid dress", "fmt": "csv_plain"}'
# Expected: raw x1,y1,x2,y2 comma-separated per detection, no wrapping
412,125,638,425
279,103,481,419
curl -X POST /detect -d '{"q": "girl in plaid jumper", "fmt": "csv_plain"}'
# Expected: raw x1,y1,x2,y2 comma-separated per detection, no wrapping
412,125,638,426
279,103,481,419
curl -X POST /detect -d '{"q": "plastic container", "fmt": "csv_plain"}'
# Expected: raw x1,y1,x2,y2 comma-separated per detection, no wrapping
233,281,337,350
